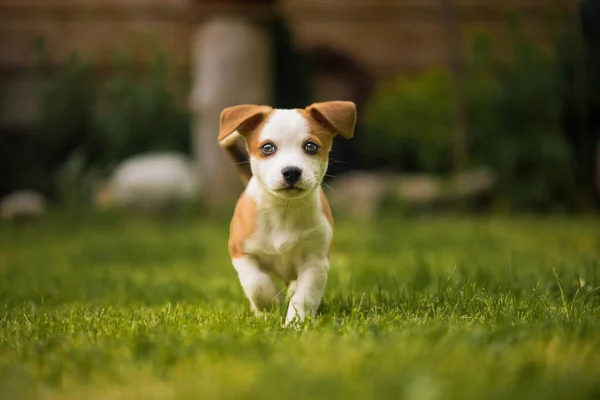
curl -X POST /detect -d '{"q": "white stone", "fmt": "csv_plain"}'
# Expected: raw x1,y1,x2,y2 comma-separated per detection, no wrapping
328,168,495,218
449,168,494,198
328,171,395,219
396,174,442,204
0,190,46,220
98,152,200,210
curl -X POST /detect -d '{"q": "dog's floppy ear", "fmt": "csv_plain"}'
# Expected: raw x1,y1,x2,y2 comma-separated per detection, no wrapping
306,101,357,139
219,104,272,144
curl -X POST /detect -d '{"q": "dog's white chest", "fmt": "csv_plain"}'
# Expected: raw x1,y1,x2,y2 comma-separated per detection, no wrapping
245,210,331,283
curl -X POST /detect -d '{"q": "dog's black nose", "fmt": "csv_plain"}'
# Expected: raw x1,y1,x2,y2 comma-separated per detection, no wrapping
282,167,302,185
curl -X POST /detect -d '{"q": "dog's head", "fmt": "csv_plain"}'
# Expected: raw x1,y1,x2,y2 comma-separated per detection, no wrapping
219,101,356,199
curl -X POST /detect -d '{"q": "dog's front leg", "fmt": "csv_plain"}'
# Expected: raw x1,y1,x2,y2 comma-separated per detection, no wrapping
285,257,329,325
233,256,282,314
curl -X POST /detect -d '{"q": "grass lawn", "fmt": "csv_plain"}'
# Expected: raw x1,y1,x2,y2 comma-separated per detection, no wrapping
1,213,599,399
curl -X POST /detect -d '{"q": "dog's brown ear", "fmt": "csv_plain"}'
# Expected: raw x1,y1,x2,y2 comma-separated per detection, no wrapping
306,101,357,139
218,104,272,144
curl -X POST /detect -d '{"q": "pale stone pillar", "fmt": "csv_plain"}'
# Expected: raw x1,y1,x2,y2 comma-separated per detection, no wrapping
190,17,272,210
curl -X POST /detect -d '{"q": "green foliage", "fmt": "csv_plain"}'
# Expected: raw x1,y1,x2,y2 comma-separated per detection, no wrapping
363,70,454,174
1,215,600,398
467,22,576,211
31,40,190,204
52,149,103,209
362,18,577,211
34,41,96,184
94,52,190,167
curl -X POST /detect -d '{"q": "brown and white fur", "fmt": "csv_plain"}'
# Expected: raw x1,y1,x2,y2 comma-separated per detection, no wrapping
218,101,356,325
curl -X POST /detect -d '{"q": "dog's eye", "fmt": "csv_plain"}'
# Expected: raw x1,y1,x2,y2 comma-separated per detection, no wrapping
304,142,319,154
260,143,276,155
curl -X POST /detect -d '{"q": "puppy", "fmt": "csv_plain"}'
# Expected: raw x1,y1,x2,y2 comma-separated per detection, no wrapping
218,101,356,324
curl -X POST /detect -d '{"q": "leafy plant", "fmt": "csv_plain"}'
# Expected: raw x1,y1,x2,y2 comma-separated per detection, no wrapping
52,149,103,208
34,40,96,198
467,20,576,211
362,70,454,174
362,17,577,211
30,40,191,205
93,52,190,168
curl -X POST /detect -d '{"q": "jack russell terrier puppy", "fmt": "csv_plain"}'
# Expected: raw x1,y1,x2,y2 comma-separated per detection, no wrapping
218,101,356,325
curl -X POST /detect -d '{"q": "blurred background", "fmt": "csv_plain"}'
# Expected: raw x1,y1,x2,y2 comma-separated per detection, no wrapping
1,0,599,220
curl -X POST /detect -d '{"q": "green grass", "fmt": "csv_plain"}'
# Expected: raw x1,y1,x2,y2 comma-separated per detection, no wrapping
1,213,599,399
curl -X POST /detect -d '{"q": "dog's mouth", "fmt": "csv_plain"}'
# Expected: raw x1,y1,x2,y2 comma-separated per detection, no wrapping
274,184,308,196
278,185,304,193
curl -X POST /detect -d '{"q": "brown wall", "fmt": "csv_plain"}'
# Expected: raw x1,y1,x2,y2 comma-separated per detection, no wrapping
282,0,567,77
0,1,195,72
0,0,569,127
0,0,196,126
